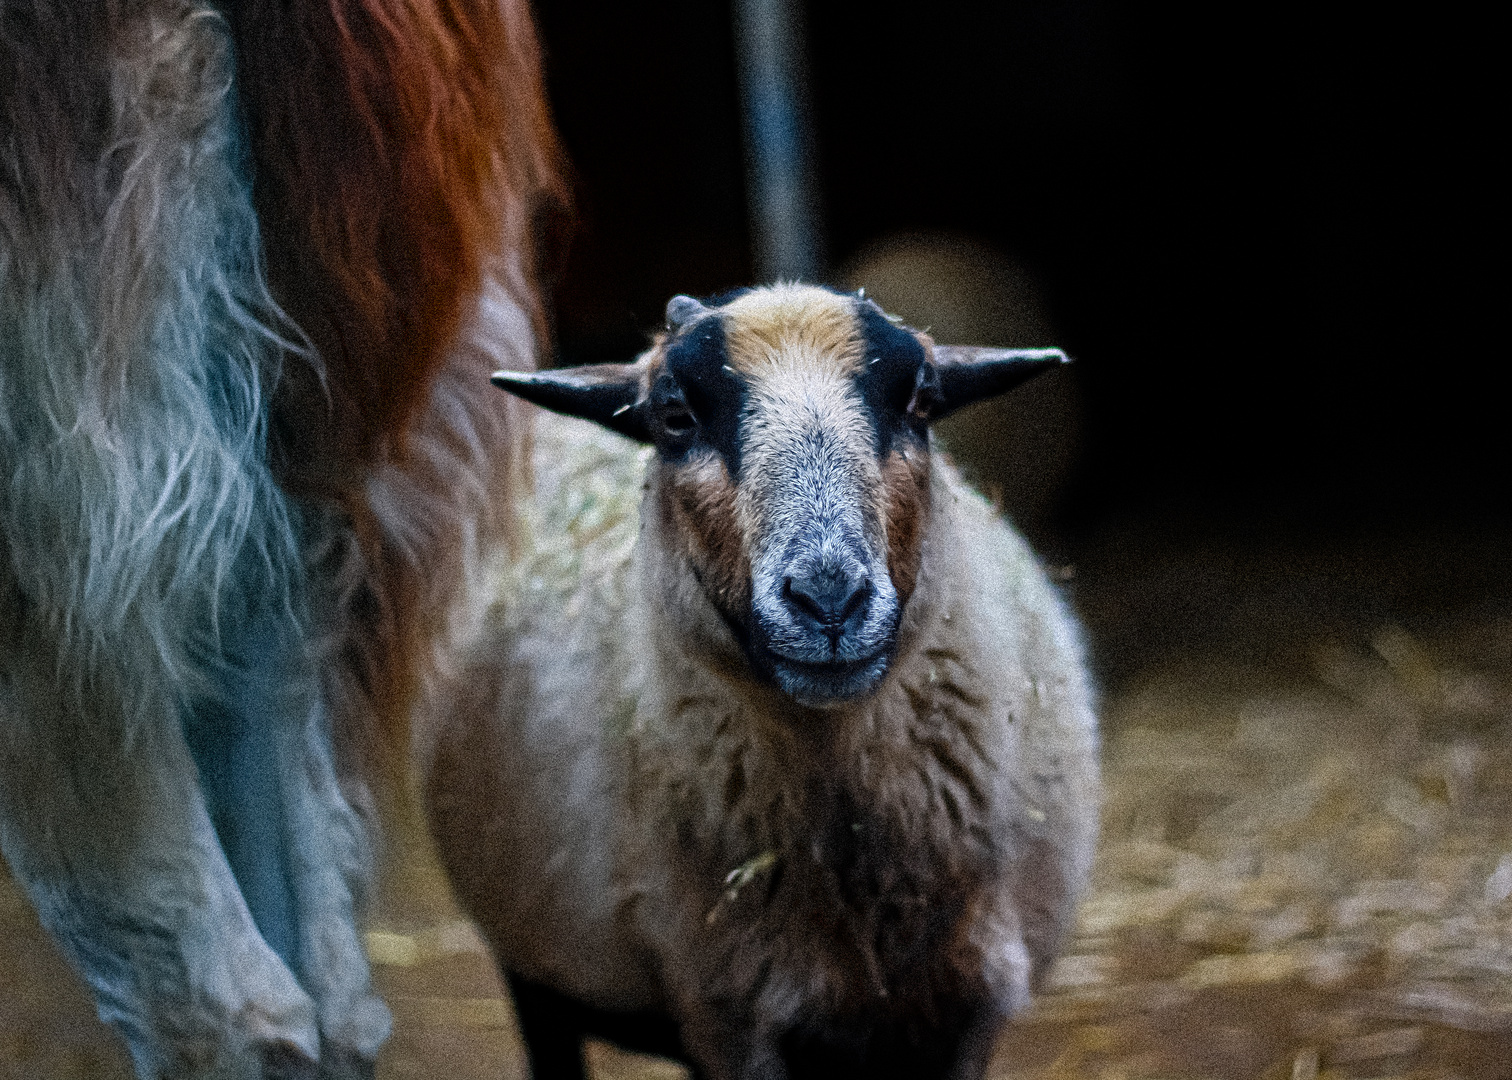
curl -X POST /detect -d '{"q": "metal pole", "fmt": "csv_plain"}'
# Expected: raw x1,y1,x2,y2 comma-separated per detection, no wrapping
732,0,825,283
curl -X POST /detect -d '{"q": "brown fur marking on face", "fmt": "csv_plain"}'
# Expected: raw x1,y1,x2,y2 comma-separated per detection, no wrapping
660,452,751,616
881,447,930,603
720,285,864,377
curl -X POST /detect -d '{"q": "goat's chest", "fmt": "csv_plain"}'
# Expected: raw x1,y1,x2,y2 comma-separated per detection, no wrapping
624,674,1025,1019
656,776,1010,1022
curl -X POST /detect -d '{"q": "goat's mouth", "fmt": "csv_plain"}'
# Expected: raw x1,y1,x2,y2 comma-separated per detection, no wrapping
766,650,892,708
744,556,902,707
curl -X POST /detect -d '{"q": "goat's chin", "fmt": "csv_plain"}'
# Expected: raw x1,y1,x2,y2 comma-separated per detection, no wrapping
769,653,892,709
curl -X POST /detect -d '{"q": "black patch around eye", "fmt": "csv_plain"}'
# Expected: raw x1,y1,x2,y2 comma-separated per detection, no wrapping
661,315,746,475
855,302,930,452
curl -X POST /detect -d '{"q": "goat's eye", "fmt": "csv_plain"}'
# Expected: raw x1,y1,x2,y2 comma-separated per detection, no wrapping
906,363,940,420
889,370,915,411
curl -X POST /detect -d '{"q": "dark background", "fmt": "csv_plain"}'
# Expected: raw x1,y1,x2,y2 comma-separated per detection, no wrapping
532,0,1499,533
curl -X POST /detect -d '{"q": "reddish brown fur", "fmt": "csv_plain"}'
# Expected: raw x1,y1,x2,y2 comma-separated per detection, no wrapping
660,456,751,618
882,448,931,604
231,0,563,491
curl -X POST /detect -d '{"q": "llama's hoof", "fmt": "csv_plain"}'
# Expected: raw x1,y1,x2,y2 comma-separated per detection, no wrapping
258,1040,320,1080
254,1041,374,1080
316,1043,377,1080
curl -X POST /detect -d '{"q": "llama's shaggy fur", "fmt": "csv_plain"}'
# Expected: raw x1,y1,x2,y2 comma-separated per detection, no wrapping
426,286,1099,1079
0,1,556,1075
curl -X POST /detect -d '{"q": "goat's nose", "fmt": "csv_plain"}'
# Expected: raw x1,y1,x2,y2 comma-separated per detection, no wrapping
783,568,872,642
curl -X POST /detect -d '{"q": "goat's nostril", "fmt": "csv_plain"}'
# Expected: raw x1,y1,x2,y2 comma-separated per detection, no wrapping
783,571,871,631
839,578,872,625
783,575,829,623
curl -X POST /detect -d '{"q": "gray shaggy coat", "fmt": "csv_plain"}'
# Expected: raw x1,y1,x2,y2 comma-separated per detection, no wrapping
0,1,556,1075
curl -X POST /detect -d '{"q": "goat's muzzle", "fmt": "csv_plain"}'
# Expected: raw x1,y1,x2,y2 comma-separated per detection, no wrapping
749,536,900,708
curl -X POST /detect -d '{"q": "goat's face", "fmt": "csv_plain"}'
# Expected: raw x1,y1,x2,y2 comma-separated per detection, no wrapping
493,284,1065,708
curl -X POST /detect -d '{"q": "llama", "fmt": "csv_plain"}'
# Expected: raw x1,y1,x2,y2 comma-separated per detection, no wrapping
0,1,558,1075
425,284,1100,1079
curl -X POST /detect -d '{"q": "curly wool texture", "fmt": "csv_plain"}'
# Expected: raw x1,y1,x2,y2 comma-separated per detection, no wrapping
427,402,1100,1075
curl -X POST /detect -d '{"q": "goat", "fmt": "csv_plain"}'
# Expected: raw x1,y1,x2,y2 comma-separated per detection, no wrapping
425,284,1100,1079
0,2,558,1076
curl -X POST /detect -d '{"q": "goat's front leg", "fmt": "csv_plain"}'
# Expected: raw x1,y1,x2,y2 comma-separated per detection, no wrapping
668,995,788,1080
937,1000,1011,1080
0,634,322,1079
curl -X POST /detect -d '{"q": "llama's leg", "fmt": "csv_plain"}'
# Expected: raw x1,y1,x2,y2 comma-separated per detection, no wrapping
183,647,300,975
188,609,390,1079
0,633,321,1079
274,664,391,1076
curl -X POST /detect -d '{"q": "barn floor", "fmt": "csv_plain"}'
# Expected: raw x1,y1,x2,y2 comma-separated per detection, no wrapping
4,519,1510,1080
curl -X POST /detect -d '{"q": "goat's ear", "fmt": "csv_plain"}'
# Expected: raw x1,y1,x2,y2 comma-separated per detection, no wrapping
491,365,650,443
920,346,1069,423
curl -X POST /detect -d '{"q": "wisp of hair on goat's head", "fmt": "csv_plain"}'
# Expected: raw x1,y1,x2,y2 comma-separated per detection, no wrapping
491,283,1068,708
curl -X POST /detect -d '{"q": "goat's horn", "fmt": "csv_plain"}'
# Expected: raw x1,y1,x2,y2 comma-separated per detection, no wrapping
924,346,1069,423
490,365,651,443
